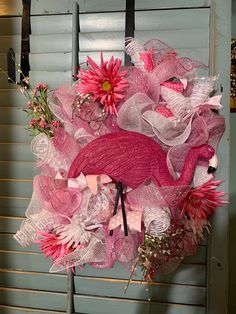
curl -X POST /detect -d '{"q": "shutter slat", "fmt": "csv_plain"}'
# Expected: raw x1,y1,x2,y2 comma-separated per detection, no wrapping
0,162,36,180
0,198,30,217
0,126,30,143
0,108,28,125
0,181,32,198
0,288,66,312
0,90,26,107
0,0,210,16
0,10,209,35
73,294,205,314
0,287,206,313
0,143,33,161
0,48,209,72
0,305,64,314
0,271,206,305
0,251,206,285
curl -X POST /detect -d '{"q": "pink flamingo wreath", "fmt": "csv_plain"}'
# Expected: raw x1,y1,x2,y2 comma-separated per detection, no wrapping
14,38,227,283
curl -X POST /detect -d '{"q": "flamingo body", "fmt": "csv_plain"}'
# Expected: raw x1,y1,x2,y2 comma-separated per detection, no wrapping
68,131,215,188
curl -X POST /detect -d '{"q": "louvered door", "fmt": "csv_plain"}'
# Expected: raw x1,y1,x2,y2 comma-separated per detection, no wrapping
0,1,230,314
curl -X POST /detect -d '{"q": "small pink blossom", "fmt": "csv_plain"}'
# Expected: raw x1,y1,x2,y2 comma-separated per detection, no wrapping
29,118,37,127
180,180,227,226
35,83,48,90
39,120,47,128
28,101,34,109
76,53,129,114
51,120,60,128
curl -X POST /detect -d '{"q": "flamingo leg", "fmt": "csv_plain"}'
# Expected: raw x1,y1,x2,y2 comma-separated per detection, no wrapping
109,182,128,237
120,183,128,237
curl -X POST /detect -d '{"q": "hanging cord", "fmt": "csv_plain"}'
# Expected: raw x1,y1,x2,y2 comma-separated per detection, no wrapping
7,0,31,86
67,2,80,314
125,0,135,66
21,0,31,84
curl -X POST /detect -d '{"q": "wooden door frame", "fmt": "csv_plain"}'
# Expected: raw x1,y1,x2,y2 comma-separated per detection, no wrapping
207,0,231,313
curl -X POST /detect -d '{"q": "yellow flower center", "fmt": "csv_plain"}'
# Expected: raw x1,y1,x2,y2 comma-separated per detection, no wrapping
102,80,112,92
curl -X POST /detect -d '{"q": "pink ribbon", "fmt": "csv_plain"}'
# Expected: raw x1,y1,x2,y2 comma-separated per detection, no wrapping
161,81,184,94
108,210,142,232
140,48,154,72
55,171,112,194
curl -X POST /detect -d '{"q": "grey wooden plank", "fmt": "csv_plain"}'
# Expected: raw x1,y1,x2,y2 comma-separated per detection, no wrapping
0,270,67,292
0,9,209,35
0,197,30,215
0,0,22,16
0,288,67,311
78,0,210,12
0,305,64,314
0,71,72,89
0,181,32,198
0,143,34,161
0,161,36,180
0,78,18,90
73,294,205,314
27,25,209,53
0,0,210,16
0,108,28,125
74,278,206,305
0,287,205,314
0,35,21,53
0,90,26,107
0,125,31,143
0,206,27,218
0,235,41,253
0,251,206,285
0,17,21,36
0,27,209,54
29,71,72,89
0,217,24,233
0,270,206,305
0,46,209,72
79,29,209,52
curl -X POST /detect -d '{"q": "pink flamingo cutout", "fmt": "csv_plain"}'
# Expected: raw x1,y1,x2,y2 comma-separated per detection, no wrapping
68,131,215,189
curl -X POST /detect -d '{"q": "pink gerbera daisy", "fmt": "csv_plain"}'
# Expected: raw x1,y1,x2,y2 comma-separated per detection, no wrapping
76,53,129,114
180,180,227,226
34,230,74,260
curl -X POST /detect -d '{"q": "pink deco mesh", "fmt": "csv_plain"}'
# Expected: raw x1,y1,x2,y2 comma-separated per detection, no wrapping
50,235,106,272
49,85,79,135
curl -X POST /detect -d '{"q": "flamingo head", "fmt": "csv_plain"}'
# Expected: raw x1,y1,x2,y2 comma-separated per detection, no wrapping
195,144,216,174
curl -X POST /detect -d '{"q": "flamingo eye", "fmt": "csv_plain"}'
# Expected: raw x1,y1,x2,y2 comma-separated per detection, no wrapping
207,145,215,155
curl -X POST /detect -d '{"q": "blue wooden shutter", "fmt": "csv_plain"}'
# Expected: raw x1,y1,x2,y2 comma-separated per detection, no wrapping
0,1,230,314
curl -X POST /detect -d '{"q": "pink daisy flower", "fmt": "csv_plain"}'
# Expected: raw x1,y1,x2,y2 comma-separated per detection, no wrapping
34,230,73,261
180,180,227,225
76,53,129,114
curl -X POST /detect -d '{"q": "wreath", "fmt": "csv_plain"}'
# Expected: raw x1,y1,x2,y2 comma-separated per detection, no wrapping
13,38,227,286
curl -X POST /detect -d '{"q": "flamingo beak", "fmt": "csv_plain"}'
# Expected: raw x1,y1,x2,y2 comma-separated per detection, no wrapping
208,154,218,174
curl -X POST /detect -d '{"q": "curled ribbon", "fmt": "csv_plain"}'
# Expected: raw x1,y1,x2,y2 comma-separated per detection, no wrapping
108,210,142,232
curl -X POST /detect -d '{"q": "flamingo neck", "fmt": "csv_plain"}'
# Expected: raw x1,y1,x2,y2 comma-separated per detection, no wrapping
174,148,199,186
